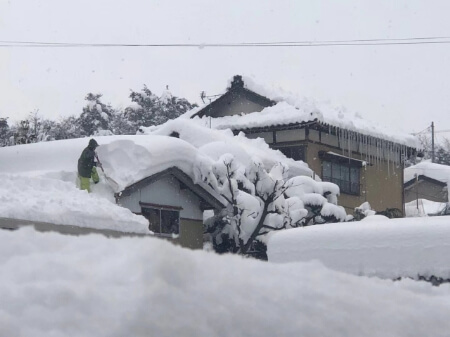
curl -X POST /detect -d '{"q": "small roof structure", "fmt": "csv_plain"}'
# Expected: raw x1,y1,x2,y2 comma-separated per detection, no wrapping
404,162,450,185
117,166,225,211
192,75,275,119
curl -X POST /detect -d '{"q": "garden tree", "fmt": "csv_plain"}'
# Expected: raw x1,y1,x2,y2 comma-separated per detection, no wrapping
125,85,197,131
154,86,197,125
79,93,113,136
198,154,345,257
26,110,54,142
414,134,450,166
49,116,82,140
109,109,136,135
0,118,10,146
125,85,158,129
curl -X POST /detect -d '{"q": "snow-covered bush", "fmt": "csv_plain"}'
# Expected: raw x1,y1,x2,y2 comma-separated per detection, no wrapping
196,152,346,257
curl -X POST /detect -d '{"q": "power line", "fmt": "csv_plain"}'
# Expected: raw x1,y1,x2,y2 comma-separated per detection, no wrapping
411,126,431,136
3,36,450,48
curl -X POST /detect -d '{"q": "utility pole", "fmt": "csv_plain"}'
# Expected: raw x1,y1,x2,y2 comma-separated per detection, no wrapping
431,121,435,163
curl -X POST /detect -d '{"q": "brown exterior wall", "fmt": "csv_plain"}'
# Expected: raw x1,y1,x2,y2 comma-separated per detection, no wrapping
305,142,404,214
178,218,204,249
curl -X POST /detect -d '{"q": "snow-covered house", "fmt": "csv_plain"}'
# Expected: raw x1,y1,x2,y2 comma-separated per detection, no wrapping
404,162,450,204
116,166,225,249
190,75,420,215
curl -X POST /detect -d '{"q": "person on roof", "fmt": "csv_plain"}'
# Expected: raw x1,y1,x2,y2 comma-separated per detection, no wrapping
78,138,100,192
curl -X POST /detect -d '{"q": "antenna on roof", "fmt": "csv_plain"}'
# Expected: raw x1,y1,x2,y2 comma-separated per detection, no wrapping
200,91,206,103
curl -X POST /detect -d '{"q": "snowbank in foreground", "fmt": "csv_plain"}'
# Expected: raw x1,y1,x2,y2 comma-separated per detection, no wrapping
0,174,149,234
1,227,450,337
267,216,450,280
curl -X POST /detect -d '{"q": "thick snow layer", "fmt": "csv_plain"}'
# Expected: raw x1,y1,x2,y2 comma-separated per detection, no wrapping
0,135,201,191
0,174,149,233
2,227,450,337
190,75,420,148
268,216,450,280
404,161,450,184
0,135,208,233
139,118,313,178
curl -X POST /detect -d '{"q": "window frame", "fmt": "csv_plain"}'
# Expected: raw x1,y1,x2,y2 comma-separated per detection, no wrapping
140,203,181,236
321,160,361,196
274,144,306,162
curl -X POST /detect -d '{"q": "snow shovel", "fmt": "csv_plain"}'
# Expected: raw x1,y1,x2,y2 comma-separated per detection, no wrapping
94,153,120,191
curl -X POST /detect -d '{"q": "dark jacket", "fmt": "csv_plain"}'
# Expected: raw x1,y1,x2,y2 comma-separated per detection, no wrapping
78,144,97,178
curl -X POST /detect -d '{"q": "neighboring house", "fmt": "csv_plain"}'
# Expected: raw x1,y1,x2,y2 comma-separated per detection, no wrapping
116,166,225,249
404,162,449,204
191,75,419,215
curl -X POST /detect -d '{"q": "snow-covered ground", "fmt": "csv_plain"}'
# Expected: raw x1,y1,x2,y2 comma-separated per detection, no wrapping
405,198,449,217
268,216,450,281
1,227,450,337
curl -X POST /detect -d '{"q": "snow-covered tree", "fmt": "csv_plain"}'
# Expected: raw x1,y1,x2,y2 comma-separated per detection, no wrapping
125,85,197,131
0,118,10,146
79,93,113,136
197,153,346,257
155,86,197,125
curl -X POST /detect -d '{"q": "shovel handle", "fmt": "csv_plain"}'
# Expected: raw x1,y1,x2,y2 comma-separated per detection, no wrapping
94,153,104,172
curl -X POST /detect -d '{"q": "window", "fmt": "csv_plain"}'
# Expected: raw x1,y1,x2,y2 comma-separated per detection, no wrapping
141,207,180,235
322,161,360,195
277,145,306,162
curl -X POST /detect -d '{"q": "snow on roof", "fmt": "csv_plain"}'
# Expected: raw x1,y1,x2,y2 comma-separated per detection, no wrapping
0,135,217,232
404,161,450,184
0,173,149,234
139,118,313,178
268,216,450,280
191,75,420,148
0,135,200,191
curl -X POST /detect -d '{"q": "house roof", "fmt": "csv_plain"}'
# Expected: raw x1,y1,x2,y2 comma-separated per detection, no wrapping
189,75,420,149
117,167,226,210
404,174,447,189
404,162,450,185
191,75,276,118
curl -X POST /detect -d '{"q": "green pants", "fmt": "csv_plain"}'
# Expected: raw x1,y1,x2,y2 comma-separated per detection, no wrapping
79,167,99,193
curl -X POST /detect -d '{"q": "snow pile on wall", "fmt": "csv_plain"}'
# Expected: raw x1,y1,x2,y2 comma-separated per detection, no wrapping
405,161,450,184
2,227,450,337
0,174,149,233
267,216,450,280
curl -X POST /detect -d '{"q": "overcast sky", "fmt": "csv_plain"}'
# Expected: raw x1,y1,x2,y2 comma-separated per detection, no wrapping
1,0,450,139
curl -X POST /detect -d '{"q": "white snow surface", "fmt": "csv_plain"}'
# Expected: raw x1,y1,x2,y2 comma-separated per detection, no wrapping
191,76,419,148
2,227,450,337
404,161,450,184
0,174,149,233
268,216,450,280
405,199,448,217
